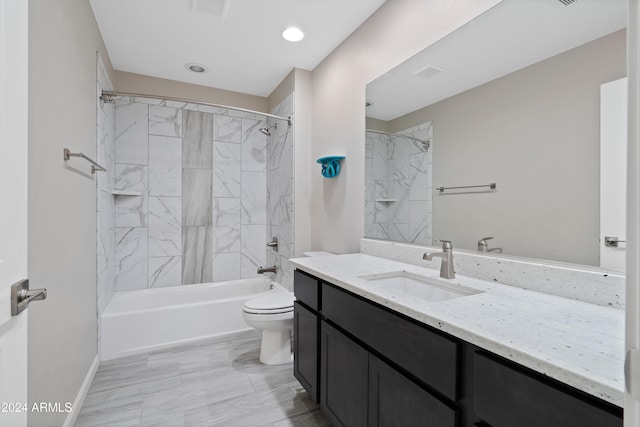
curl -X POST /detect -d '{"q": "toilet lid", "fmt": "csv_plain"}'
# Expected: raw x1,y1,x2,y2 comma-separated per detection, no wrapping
244,291,294,312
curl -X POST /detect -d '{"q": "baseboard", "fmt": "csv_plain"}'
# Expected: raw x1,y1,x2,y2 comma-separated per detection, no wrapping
63,354,99,427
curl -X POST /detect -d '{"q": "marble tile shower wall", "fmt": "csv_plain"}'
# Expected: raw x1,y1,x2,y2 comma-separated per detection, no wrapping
96,54,116,315
365,122,433,245
112,97,270,291
266,93,294,290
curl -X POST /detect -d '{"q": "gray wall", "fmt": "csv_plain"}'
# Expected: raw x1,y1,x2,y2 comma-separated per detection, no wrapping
389,30,626,265
309,0,503,254
116,70,268,112
28,0,114,425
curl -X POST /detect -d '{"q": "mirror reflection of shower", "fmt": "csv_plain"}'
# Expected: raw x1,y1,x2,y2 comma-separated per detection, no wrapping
260,123,277,136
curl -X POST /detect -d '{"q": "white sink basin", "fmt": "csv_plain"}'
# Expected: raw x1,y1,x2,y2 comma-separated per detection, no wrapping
359,271,482,302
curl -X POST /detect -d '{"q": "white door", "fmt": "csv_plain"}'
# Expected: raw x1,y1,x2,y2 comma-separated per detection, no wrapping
0,0,29,425
600,77,628,272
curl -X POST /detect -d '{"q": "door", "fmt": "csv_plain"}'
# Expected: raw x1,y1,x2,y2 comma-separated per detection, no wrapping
293,301,319,402
600,77,628,271
0,0,29,425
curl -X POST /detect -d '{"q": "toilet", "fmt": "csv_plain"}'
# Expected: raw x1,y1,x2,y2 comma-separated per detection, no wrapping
242,251,334,365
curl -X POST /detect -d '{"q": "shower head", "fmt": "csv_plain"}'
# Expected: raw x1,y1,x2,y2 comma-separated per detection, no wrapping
259,123,277,136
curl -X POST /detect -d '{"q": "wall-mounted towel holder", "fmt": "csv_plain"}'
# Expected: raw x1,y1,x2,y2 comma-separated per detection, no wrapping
63,148,106,174
317,156,345,178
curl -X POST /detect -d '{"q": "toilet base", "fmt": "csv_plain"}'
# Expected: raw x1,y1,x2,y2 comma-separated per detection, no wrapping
259,329,293,365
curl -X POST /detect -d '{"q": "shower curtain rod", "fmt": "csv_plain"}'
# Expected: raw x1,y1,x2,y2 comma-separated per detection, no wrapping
365,128,430,146
100,90,292,125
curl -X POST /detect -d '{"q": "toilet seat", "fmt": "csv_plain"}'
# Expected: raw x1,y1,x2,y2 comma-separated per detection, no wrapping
243,291,294,315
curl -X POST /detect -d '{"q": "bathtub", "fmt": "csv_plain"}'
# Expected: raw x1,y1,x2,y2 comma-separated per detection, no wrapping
100,277,278,361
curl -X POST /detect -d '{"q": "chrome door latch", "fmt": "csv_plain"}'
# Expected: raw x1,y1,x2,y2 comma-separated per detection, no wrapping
11,279,47,316
604,236,626,247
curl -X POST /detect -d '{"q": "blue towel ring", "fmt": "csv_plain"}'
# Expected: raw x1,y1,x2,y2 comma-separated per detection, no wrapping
316,156,345,178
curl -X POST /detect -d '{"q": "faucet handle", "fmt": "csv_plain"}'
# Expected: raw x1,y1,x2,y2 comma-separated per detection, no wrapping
438,240,452,249
479,237,493,241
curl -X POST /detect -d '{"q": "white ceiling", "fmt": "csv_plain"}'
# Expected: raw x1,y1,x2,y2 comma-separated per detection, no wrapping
366,0,627,122
90,0,387,97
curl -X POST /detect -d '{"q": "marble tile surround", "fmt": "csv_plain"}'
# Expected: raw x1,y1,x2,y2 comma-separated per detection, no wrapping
96,53,116,317
108,96,285,291
360,238,625,308
266,94,295,290
365,122,433,245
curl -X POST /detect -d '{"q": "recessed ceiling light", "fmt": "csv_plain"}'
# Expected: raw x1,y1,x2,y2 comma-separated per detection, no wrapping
185,63,207,73
282,27,304,42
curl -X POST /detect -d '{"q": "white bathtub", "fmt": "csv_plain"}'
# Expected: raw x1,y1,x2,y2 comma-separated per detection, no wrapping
100,277,277,361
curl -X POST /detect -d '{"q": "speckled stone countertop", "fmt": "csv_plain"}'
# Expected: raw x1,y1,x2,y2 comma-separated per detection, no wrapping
289,253,624,406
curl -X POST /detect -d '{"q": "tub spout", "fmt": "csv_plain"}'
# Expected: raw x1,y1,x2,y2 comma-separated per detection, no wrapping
257,265,277,274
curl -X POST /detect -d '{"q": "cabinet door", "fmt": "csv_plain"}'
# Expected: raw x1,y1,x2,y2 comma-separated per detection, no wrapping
369,355,457,427
320,321,368,427
473,352,622,427
293,301,319,402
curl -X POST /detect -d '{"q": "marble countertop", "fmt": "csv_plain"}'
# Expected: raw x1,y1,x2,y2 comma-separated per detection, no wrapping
289,253,625,406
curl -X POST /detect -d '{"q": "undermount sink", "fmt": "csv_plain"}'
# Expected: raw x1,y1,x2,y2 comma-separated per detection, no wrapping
359,271,483,302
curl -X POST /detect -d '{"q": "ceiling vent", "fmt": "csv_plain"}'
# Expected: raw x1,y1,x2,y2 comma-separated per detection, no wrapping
557,0,578,5
189,0,230,18
412,65,443,79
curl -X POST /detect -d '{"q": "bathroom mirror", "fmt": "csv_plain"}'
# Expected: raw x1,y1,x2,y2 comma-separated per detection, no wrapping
364,0,627,267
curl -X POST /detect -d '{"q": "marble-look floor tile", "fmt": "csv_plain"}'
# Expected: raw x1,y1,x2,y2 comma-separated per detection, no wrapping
78,331,330,427
183,110,213,169
149,105,182,137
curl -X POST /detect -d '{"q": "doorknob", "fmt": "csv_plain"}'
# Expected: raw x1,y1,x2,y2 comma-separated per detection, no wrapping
11,279,47,316
604,236,626,247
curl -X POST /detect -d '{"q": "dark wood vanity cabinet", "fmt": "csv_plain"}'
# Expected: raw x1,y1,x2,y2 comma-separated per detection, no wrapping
293,270,321,402
293,269,623,427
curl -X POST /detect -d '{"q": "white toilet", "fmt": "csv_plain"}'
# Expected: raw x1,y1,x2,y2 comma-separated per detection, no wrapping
242,284,295,365
242,251,334,365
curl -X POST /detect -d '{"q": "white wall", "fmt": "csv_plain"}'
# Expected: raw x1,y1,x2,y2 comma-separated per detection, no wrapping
28,0,114,425
309,0,503,254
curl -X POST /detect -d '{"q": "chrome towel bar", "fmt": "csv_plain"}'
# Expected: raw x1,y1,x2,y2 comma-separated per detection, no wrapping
63,148,106,174
437,183,496,193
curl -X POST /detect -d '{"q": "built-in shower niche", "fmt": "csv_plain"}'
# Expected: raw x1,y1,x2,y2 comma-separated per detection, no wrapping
365,121,433,245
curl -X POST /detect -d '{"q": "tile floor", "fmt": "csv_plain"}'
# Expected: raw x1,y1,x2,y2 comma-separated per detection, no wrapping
76,330,330,426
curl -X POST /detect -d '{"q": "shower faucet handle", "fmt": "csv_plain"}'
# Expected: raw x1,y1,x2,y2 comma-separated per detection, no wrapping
266,237,278,252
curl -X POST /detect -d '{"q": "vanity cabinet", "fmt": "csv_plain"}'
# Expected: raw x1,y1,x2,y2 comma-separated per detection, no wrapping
293,270,321,402
293,269,623,427
473,352,622,427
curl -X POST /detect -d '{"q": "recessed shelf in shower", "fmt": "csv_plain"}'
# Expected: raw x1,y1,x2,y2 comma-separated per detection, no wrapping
111,190,142,196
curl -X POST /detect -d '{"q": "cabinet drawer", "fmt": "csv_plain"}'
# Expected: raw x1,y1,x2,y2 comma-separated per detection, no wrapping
322,283,458,401
294,270,320,311
473,352,622,427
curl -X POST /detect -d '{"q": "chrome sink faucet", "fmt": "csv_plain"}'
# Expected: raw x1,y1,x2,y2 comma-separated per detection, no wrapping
423,240,455,279
477,237,503,253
